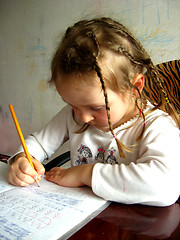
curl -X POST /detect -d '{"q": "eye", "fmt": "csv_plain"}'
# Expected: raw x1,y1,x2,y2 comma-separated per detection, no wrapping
90,106,104,111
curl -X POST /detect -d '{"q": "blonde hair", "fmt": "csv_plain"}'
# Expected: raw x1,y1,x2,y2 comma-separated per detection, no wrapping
49,17,180,158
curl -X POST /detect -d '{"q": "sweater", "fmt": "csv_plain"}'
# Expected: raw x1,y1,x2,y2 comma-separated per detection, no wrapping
11,102,180,206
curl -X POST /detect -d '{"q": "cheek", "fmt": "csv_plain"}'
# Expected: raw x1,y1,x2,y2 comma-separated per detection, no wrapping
109,108,122,123
95,111,108,123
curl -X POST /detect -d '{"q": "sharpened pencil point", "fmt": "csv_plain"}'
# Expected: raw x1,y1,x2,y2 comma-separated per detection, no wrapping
36,179,40,187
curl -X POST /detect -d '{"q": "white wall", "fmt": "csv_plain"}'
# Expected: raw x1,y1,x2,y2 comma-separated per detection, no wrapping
0,0,180,156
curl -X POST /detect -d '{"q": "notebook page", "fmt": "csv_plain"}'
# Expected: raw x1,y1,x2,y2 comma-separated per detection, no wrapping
0,162,108,240
0,162,15,193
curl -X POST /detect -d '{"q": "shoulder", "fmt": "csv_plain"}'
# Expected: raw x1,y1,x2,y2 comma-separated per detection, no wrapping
144,102,177,128
136,102,180,145
57,104,72,115
40,105,74,131
139,112,180,154
51,105,73,122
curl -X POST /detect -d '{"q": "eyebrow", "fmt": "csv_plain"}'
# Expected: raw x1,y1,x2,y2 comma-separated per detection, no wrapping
61,97,105,108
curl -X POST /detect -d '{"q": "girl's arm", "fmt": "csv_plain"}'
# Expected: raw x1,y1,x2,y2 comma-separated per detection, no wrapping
45,114,180,207
46,164,94,187
8,106,71,165
91,116,180,207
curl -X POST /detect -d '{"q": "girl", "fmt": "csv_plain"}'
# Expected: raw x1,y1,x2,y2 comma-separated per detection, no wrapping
8,17,180,206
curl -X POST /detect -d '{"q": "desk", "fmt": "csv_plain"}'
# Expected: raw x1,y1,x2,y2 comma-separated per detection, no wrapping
1,154,179,240
69,202,180,240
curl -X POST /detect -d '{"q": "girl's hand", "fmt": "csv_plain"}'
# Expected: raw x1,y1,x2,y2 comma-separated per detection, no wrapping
8,152,45,187
46,164,94,187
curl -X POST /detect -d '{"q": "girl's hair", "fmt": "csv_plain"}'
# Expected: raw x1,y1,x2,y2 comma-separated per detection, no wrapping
49,17,180,158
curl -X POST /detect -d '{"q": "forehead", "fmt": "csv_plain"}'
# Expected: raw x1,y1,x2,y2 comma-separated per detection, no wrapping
56,71,102,91
56,73,105,105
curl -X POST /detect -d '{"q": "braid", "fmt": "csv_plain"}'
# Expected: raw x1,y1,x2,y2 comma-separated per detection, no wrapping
94,60,130,158
50,17,180,161
90,31,129,158
97,18,143,51
116,35,179,128
117,45,144,66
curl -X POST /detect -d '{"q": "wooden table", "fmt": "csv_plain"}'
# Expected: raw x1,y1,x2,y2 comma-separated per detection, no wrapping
1,154,179,240
68,202,180,240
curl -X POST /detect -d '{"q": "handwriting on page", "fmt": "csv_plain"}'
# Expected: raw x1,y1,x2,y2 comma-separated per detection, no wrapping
0,185,83,240
0,164,107,240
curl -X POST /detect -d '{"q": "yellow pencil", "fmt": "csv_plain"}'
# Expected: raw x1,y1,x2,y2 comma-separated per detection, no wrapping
9,104,40,187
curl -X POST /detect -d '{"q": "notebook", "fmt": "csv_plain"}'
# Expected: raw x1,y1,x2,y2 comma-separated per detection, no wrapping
0,162,109,240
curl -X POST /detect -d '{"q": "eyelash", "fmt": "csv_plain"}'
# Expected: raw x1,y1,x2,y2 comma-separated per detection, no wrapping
71,105,104,112
90,106,104,111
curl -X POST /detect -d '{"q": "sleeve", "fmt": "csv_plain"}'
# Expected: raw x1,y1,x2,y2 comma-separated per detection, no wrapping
92,116,180,206
8,106,70,163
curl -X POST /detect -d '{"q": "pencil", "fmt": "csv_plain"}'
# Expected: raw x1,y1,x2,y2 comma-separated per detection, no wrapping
9,104,40,187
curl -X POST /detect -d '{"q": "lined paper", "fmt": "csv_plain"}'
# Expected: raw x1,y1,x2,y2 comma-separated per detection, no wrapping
0,162,108,240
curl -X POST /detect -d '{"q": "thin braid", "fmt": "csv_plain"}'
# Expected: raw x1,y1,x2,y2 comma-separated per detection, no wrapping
98,18,141,48
148,61,170,105
117,44,150,67
152,66,168,99
132,86,146,140
93,62,112,130
118,45,139,64
98,19,151,142
90,32,113,133
99,18,151,62
96,19,172,143
94,61,129,158
143,60,180,127
50,17,180,160
90,31,128,158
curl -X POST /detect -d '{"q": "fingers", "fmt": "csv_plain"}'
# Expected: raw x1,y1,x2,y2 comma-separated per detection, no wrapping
8,171,34,187
8,159,36,186
46,167,66,185
46,167,63,180
33,159,45,180
46,164,94,187
46,166,84,187
8,154,44,187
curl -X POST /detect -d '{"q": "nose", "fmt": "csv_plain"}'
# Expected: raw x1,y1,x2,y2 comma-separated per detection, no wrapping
80,112,94,123
76,109,94,123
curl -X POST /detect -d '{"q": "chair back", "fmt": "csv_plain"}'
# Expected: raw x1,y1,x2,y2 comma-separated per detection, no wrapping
143,59,180,114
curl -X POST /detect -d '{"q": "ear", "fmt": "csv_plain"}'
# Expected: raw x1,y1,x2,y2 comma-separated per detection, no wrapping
131,74,144,95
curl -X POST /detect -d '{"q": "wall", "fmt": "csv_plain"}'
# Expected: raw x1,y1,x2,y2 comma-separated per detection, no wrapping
0,0,179,156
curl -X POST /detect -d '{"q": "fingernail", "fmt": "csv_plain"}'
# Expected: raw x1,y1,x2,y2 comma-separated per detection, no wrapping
37,175,42,180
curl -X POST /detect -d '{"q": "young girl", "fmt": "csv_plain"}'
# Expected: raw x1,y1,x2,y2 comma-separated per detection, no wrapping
8,17,180,206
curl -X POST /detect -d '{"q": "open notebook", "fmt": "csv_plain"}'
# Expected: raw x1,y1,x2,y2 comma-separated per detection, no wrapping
0,162,109,240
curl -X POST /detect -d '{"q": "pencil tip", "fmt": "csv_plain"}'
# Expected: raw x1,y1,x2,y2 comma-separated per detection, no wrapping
36,180,40,187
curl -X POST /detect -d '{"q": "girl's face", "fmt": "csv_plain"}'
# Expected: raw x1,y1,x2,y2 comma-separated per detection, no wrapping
56,73,138,132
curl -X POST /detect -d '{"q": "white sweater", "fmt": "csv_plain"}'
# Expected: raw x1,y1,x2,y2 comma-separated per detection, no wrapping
12,102,180,206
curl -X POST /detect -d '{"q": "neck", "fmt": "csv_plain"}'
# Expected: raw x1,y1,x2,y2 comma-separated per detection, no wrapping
113,103,139,130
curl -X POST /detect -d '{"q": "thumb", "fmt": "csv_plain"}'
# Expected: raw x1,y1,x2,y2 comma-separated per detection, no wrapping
32,158,45,179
